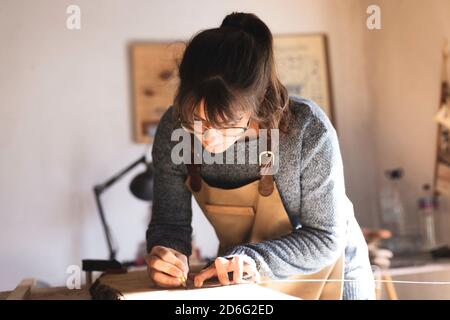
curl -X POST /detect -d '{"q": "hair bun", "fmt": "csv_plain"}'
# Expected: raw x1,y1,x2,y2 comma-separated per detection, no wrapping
224,21,246,32
220,12,271,45
221,12,257,37
224,23,254,38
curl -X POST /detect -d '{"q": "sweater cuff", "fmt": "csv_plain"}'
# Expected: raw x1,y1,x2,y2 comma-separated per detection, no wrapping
146,238,192,258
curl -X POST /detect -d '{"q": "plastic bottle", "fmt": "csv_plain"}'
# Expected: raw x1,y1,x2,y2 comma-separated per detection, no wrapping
418,184,438,250
379,168,407,236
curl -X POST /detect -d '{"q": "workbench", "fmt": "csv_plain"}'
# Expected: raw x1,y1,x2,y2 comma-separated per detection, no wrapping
3,257,450,300
0,267,299,300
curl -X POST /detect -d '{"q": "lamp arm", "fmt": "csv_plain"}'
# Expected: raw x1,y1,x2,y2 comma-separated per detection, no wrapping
93,190,116,260
93,155,147,260
94,156,146,193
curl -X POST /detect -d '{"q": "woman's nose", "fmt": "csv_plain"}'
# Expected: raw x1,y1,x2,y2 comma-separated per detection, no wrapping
203,128,222,144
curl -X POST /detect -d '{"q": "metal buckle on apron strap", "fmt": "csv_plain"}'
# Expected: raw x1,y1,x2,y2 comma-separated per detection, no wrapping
258,150,275,167
258,131,275,196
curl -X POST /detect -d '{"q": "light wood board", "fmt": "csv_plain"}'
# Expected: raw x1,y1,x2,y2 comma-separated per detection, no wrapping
91,269,299,300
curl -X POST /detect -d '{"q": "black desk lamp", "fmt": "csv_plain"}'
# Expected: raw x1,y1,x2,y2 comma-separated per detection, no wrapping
92,150,154,261
83,151,154,285
82,129,158,286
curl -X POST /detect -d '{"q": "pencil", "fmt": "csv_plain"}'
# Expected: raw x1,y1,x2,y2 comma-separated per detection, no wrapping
179,275,188,289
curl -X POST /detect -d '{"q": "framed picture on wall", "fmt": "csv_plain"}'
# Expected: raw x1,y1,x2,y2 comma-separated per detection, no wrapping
273,33,335,126
130,34,334,143
130,42,185,143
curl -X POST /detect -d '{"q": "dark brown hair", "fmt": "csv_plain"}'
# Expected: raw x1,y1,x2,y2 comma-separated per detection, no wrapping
173,12,291,131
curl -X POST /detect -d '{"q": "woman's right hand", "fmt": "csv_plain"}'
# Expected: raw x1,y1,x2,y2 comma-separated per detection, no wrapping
146,245,189,288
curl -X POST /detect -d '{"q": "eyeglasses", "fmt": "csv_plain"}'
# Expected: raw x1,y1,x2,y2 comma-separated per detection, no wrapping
180,116,251,137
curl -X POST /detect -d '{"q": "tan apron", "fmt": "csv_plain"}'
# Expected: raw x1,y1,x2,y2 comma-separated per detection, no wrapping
185,134,344,300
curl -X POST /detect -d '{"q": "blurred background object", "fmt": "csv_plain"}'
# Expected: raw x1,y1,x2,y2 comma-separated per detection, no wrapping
93,151,153,262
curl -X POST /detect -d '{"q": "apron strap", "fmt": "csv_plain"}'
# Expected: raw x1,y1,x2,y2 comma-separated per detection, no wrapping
258,131,275,197
186,133,202,192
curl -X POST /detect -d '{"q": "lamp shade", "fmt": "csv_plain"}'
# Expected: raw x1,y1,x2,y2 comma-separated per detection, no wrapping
129,163,154,201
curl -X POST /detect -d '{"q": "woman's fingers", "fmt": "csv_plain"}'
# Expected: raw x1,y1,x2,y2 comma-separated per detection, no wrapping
173,251,189,277
146,246,189,288
229,256,261,284
215,257,232,285
194,255,261,288
147,268,183,288
151,246,187,276
194,265,217,288
194,257,233,288
237,255,261,283
145,255,184,278
232,256,244,283
243,261,261,284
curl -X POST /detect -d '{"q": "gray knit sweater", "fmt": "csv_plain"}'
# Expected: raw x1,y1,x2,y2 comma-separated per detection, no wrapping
146,96,375,300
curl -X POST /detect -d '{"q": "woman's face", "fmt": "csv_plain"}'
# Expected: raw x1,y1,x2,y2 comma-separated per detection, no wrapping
193,100,253,154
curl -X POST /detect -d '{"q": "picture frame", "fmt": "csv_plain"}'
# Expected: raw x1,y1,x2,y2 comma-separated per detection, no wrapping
273,33,335,126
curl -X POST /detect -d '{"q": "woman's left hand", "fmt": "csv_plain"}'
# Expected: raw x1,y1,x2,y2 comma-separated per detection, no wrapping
194,255,261,288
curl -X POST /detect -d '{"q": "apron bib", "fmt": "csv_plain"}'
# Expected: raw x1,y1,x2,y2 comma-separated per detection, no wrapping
185,134,344,300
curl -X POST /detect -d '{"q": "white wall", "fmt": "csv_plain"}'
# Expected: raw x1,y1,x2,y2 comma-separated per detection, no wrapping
0,0,377,291
362,0,450,242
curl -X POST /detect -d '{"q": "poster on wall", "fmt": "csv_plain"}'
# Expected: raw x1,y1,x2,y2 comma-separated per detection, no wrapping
273,34,334,124
130,42,185,143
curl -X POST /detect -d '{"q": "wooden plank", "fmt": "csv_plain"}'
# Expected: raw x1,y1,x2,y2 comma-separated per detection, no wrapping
6,278,36,300
30,287,91,300
1,286,91,300
0,291,11,300
90,269,299,300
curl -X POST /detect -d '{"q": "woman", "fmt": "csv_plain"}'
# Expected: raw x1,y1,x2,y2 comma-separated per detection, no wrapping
145,12,375,300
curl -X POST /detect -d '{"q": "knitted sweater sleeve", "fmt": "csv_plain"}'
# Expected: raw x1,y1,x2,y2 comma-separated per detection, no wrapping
223,108,349,279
